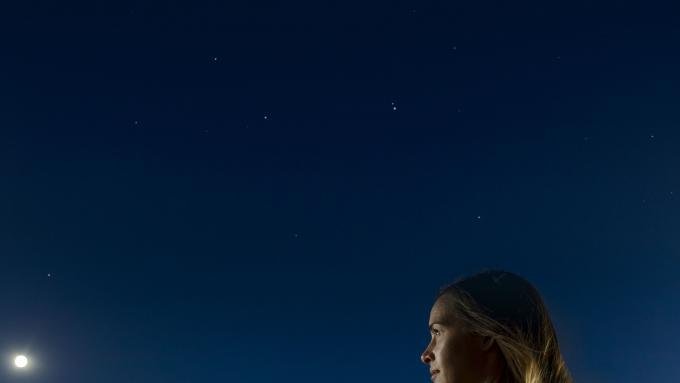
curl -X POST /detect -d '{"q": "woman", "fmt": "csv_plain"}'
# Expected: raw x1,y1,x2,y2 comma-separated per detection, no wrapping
420,269,573,383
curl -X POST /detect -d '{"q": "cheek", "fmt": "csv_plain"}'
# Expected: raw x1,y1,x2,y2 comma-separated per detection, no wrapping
443,336,484,383
439,344,454,368
437,337,463,376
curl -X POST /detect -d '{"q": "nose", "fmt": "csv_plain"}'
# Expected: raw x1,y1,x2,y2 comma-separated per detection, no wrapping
420,344,433,365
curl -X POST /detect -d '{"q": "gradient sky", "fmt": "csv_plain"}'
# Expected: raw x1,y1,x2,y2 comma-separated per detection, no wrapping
2,1,680,382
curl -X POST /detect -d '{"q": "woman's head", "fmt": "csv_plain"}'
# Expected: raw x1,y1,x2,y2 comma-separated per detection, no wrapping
420,269,573,383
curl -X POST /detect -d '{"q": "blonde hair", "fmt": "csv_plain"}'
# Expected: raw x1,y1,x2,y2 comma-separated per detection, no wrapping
436,269,574,383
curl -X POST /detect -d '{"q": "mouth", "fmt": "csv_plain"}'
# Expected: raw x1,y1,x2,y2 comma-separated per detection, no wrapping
430,370,440,381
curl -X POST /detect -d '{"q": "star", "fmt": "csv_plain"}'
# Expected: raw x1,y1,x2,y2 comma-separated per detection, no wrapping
263,115,268,120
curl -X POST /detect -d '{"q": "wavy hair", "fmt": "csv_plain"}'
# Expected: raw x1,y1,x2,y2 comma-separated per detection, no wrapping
436,269,573,383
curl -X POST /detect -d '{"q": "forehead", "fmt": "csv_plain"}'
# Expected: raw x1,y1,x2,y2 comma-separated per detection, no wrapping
428,294,457,325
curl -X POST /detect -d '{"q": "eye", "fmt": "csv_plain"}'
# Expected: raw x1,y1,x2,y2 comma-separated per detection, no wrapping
431,329,440,336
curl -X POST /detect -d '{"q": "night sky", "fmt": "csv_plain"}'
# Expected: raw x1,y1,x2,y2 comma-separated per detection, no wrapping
2,1,680,382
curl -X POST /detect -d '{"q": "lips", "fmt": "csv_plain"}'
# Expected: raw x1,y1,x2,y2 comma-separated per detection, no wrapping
430,370,440,380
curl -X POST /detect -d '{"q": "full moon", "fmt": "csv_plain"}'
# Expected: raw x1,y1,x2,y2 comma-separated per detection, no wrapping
14,355,28,368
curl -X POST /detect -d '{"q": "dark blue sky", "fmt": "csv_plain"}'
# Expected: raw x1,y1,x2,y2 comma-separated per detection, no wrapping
2,1,680,382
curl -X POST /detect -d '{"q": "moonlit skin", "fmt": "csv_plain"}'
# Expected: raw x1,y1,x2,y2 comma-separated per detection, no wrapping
420,294,504,383
14,355,28,368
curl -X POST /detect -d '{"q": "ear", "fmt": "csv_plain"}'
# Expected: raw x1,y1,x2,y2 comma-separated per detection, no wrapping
480,336,495,352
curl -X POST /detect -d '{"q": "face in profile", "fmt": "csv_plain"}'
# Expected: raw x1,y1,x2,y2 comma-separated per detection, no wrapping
420,294,496,383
